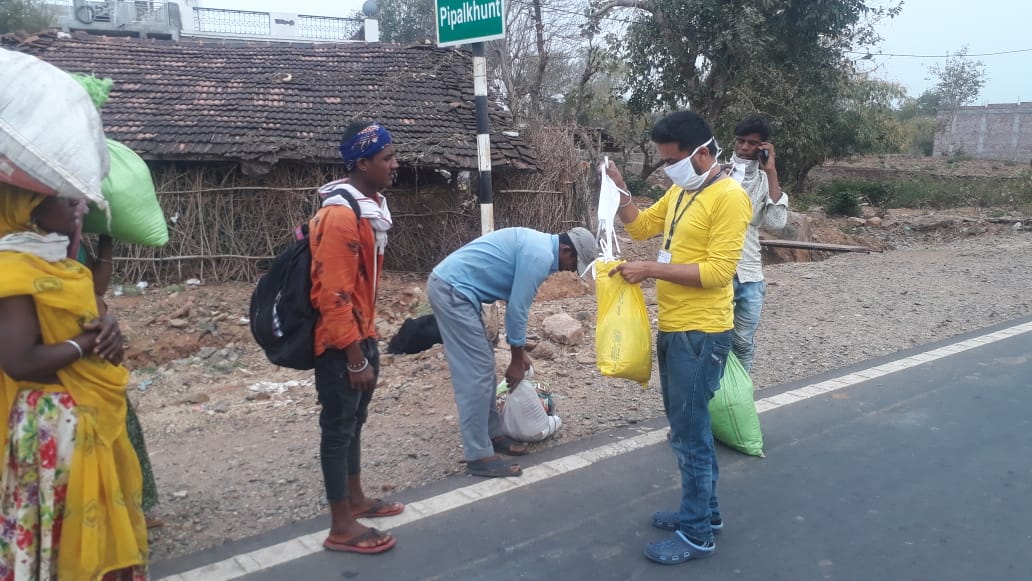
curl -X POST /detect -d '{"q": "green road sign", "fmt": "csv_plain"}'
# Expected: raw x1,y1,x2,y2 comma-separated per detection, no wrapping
436,0,505,47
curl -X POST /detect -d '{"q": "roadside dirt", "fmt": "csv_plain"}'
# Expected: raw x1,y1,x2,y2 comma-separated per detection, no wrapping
119,208,1031,562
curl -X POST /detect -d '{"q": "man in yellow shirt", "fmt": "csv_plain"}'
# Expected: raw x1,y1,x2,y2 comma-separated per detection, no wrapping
606,111,752,565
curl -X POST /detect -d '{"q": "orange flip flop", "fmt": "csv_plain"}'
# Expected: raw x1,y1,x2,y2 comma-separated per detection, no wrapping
353,499,405,519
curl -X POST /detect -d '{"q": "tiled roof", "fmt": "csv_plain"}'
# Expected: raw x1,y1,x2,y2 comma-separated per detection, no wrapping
3,32,536,170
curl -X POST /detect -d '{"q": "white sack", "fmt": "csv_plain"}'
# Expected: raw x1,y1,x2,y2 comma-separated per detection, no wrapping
0,48,109,206
501,379,562,442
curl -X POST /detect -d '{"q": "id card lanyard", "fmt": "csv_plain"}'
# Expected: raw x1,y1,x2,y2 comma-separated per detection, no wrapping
658,171,724,264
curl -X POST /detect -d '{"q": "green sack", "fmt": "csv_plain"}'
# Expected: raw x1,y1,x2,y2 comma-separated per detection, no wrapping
709,352,764,457
83,140,169,247
68,73,114,109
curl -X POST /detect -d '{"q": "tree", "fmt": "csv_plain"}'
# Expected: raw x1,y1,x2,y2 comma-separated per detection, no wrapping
895,90,942,156
376,0,436,43
0,0,54,34
896,90,942,122
561,35,664,183
770,75,907,188
589,0,904,189
709,59,908,189
926,46,987,111
924,46,987,156
594,0,897,117
488,0,586,123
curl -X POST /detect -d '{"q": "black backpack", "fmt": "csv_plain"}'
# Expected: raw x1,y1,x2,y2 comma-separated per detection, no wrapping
249,191,361,370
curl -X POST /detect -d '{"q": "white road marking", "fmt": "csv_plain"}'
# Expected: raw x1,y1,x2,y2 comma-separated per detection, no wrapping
161,320,1032,580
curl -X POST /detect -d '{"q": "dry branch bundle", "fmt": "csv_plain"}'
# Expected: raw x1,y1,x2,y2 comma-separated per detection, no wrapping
107,128,587,283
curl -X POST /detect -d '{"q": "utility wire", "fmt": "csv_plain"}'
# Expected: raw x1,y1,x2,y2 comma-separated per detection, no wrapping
849,47,1032,58
507,3,1032,59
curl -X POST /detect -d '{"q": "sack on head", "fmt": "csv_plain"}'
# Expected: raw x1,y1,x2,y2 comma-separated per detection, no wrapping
0,49,109,204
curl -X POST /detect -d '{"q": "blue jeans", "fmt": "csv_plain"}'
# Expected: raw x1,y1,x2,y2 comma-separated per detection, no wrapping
426,274,503,462
732,276,766,372
657,330,731,544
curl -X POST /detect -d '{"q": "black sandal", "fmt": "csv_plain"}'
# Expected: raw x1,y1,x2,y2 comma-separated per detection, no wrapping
492,435,529,456
467,457,523,477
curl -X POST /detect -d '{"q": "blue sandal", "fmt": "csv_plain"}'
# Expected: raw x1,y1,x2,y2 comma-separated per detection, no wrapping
652,511,723,534
644,531,715,565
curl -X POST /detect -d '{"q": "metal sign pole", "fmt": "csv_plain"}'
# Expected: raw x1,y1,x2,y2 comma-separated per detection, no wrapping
435,0,503,235
472,41,494,235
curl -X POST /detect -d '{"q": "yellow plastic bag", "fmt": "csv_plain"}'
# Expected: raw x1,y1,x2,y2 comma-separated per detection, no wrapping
595,259,652,385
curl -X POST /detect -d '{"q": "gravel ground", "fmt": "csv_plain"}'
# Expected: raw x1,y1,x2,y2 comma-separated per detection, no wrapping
753,233,1032,389
132,218,1031,563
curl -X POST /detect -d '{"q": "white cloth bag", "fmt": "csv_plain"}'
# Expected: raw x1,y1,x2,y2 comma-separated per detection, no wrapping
500,379,562,442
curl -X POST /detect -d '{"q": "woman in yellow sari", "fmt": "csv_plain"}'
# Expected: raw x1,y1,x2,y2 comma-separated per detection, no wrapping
0,185,148,580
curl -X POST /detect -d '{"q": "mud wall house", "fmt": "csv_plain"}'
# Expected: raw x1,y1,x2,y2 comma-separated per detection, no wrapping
3,32,572,281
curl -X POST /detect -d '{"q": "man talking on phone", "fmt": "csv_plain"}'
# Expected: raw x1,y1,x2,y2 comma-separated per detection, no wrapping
726,115,788,373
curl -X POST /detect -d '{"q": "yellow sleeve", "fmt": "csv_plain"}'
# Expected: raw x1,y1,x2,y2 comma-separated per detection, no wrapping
698,187,752,288
625,185,677,241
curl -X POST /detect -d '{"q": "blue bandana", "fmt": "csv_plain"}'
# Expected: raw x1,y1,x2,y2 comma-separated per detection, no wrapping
339,124,392,172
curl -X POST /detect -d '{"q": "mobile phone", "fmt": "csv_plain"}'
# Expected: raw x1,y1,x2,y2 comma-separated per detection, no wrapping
758,148,770,166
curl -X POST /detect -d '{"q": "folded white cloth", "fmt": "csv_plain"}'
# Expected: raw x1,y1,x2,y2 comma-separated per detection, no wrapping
0,231,69,262
319,180,392,256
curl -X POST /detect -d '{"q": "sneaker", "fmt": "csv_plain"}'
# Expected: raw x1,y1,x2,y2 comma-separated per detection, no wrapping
644,530,715,565
651,510,723,534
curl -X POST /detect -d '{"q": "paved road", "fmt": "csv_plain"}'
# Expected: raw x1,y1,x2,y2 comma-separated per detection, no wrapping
156,317,1032,581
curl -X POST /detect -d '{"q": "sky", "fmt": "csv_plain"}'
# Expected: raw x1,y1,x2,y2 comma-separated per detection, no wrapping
206,0,1029,104
861,0,1030,104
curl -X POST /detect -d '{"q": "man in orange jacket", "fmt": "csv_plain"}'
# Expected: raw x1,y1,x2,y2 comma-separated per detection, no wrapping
309,121,403,555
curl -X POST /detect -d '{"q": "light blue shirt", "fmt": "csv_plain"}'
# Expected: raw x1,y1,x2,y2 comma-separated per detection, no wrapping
432,227,559,347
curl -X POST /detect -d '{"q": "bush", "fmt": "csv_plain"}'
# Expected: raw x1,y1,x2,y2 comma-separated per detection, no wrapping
623,173,668,201
825,189,862,217
807,172,1030,214
902,117,936,156
818,179,895,207
817,177,970,210
946,154,975,164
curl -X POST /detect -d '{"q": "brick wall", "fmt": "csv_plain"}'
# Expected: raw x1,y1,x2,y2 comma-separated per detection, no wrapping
934,102,1032,161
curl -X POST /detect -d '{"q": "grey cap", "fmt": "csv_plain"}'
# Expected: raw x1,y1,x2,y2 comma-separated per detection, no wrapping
566,227,598,277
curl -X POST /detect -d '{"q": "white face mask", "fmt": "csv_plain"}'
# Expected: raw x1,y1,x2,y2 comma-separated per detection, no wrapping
664,138,720,190
729,152,758,183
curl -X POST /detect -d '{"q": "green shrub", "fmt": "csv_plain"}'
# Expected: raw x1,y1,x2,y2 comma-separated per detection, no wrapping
818,180,895,207
826,189,862,217
806,172,1029,213
902,117,936,156
623,173,668,201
